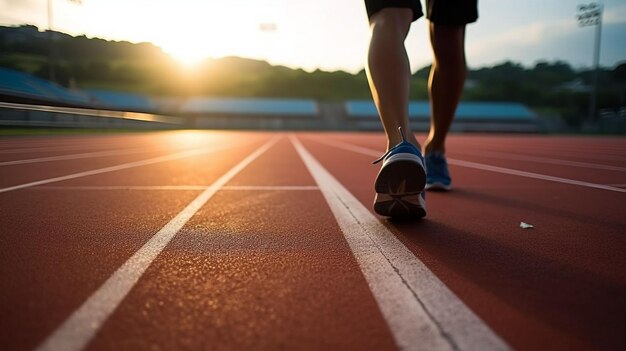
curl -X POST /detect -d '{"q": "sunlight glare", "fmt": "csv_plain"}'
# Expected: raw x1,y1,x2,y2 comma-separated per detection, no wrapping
147,2,266,67
162,41,208,67
168,130,212,148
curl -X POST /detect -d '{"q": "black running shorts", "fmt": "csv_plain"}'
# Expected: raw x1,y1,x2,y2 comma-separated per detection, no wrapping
364,0,478,24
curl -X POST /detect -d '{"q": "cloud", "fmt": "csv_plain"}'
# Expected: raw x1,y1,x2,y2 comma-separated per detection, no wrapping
604,4,626,24
0,0,39,10
469,18,575,57
467,17,626,69
466,16,591,68
0,0,43,26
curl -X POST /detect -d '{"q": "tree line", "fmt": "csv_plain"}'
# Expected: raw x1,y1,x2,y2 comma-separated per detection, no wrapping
1,25,625,125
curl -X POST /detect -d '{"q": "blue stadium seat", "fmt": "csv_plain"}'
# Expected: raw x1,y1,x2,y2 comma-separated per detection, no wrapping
84,89,155,112
0,67,92,105
345,100,535,121
180,98,318,117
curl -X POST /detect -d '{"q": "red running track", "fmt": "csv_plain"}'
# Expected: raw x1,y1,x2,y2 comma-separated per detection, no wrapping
0,130,624,351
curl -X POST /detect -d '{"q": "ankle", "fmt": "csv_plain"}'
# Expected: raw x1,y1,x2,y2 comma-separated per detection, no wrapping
387,130,421,151
423,140,445,155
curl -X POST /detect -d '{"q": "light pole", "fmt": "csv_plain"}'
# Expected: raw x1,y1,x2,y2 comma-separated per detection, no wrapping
577,2,603,120
47,0,56,82
258,22,277,63
45,0,82,83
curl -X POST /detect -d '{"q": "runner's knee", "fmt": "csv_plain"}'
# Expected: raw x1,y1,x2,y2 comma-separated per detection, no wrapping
370,8,413,38
430,24,466,67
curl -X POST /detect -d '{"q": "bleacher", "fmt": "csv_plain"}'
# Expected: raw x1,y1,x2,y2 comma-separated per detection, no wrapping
84,89,156,113
180,98,318,116
0,67,541,131
0,67,93,107
179,97,321,129
345,100,538,132
346,101,535,121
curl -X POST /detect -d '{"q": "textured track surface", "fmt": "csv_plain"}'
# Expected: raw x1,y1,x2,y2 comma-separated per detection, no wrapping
0,131,624,351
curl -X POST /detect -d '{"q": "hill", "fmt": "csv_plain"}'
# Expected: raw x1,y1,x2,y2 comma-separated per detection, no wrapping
1,25,625,125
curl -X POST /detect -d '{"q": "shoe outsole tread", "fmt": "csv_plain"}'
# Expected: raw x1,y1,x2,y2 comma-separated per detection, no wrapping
372,127,427,219
373,193,426,219
425,182,452,191
374,159,426,195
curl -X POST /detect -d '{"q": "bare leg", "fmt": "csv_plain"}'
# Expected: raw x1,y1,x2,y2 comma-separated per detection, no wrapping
366,8,420,151
424,23,467,154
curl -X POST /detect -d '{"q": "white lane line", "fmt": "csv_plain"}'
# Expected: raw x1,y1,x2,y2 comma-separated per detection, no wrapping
223,185,318,190
0,144,128,154
454,150,626,172
31,185,319,191
290,135,509,351
0,144,245,194
35,136,280,351
447,146,626,163
0,147,155,166
446,159,626,194
309,137,626,194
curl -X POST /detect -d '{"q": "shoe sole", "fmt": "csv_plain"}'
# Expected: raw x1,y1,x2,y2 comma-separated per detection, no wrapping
425,182,452,191
374,153,426,195
373,193,426,219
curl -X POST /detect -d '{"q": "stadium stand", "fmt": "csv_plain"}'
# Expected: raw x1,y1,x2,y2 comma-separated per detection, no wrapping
0,67,540,131
180,97,318,116
0,67,93,107
84,89,156,112
178,97,321,129
345,100,539,132
346,101,535,121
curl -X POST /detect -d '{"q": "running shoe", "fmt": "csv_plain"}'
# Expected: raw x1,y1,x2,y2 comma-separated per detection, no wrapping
372,127,427,218
425,152,452,191
373,191,426,219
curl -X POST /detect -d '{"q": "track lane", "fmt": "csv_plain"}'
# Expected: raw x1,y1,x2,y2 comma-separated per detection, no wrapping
36,137,280,351
0,134,273,350
226,136,317,187
41,135,270,188
450,136,626,165
443,154,624,186
331,133,626,168
0,147,155,163
0,149,175,188
325,133,626,189
0,133,269,190
292,135,509,351
0,189,202,351
300,134,626,351
450,149,626,172
1,131,624,351
0,147,159,166
84,136,396,350
0,131,252,162
301,134,625,272
0,134,172,158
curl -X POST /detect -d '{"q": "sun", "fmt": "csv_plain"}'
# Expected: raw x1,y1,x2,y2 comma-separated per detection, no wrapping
156,29,243,68
162,42,209,67
142,3,269,67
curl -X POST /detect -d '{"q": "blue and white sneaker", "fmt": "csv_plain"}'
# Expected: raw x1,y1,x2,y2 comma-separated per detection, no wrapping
372,127,427,218
425,152,452,191
373,192,426,219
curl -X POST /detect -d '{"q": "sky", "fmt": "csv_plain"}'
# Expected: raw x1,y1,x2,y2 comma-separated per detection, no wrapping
1,0,625,73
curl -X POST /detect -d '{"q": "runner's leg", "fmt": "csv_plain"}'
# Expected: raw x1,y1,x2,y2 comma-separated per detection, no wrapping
366,8,420,150
424,23,467,154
